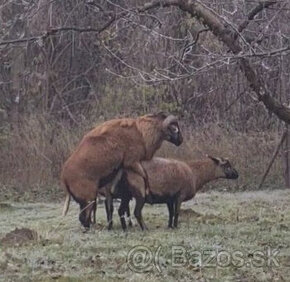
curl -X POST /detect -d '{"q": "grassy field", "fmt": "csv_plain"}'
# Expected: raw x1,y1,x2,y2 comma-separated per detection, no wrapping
0,189,290,281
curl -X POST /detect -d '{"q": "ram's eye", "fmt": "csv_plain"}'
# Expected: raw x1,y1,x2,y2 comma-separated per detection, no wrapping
170,124,179,133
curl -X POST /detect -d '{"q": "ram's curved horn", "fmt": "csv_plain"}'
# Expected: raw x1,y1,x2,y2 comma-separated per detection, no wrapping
162,115,178,128
207,155,222,164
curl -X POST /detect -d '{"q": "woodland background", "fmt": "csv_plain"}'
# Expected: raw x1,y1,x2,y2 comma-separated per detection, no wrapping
0,0,290,200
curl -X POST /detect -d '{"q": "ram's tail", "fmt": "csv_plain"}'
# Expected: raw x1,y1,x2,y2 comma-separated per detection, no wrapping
62,181,71,216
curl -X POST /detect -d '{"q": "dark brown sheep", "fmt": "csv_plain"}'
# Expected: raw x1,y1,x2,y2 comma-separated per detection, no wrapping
112,155,238,230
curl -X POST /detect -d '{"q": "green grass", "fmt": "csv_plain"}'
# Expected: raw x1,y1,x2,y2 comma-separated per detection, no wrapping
1,190,290,281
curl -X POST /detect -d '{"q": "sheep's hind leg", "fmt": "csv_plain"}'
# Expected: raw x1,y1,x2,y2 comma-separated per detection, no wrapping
118,197,130,231
126,204,133,227
134,197,147,231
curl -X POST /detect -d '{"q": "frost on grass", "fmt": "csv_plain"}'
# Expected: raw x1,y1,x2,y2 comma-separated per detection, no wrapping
0,190,290,281
0,228,38,247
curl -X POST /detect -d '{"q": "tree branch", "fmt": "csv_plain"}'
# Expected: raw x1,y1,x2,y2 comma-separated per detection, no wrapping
0,26,104,46
180,28,209,62
238,1,277,33
0,13,120,46
140,0,290,124
0,36,43,46
0,0,177,47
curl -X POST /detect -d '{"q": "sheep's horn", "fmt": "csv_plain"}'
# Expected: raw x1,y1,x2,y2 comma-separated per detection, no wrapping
162,115,178,128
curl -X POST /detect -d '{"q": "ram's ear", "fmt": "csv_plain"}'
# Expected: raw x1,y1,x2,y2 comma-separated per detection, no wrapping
206,154,221,165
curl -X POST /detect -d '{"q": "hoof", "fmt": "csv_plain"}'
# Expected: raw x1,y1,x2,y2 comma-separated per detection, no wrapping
145,194,153,204
81,226,90,233
91,223,98,232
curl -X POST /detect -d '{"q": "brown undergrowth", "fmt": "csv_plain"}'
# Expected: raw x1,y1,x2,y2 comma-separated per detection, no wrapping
0,115,284,201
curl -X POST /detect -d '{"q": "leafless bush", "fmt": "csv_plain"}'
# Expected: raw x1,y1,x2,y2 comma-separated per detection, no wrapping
0,114,283,200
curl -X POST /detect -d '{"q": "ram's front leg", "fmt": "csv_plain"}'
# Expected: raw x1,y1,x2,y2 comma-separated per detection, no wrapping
110,168,123,195
128,162,150,197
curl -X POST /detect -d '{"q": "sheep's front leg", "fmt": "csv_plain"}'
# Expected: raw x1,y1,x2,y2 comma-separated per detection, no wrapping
167,200,174,228
173,197,183,228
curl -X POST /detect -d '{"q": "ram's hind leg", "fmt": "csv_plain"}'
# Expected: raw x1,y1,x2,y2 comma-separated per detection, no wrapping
105,194,114,230
79,201,96,231
110,169,123,194
78,181,98,231
91,200,97,225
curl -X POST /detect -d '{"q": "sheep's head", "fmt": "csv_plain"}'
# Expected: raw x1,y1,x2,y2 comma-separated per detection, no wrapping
151,112,183,146
207,155,239,179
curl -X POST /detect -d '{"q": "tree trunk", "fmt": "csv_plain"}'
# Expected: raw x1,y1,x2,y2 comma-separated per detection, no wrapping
10,47,25,127
284,126,290,188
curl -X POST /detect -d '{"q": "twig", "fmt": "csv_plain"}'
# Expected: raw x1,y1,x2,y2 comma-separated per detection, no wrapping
180,28,209,62
79,200,96,216
258,129,287,189
224,91,246,112
224,46,290,58
250,2,287,47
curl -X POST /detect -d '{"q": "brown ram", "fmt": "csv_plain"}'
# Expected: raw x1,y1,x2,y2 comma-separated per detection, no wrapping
61,113,183,229
112,155,238,230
